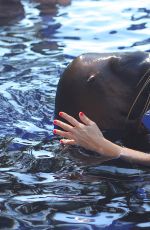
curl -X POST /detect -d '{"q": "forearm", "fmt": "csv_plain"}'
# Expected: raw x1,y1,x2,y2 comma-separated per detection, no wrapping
120,146,150,166
97,138,150,166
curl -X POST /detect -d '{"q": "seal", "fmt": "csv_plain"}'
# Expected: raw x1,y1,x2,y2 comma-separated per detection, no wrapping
55,51,150,150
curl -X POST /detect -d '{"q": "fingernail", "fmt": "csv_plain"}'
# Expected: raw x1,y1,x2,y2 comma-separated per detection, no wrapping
60,140,63,144
79,112,84,116
59,112,63,117
53,129,57,134
53,120,57,125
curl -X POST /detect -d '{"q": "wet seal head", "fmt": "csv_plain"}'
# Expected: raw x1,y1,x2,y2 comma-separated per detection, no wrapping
55,51,150,151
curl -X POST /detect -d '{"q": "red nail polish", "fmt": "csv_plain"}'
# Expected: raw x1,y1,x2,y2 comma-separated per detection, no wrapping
60,140,63,144
53,120,57,125
59,112,63,117
53,129,57,134
79,112,84,116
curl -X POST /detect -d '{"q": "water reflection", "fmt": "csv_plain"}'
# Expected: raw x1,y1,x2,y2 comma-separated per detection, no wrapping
31,0,71,55
131,7,150,21
0,0,150,229
34,0,71,16
0,0,25,26
0,0,71,26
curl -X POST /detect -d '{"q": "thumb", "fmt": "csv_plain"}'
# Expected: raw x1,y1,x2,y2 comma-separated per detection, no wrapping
79,112,93,125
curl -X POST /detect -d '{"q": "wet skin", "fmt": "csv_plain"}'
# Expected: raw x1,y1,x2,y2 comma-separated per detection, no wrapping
55,52,150,129
54,51,150,149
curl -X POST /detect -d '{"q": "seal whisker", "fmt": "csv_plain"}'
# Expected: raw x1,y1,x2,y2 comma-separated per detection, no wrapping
127,74,150,120
140,93,150,121
136,68,150,87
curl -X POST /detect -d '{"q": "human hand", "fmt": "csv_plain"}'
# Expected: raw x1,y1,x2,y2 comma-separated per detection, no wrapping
53,112,105,154
53,112,150,165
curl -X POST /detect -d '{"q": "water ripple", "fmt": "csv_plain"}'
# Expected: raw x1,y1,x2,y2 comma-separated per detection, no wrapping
0,0,150,228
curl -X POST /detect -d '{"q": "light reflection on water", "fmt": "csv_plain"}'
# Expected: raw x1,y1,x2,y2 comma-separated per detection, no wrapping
0,0,150,229
57,0,150,55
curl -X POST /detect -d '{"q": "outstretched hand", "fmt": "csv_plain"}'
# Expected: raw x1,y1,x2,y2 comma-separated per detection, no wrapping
53,111,150,166
53,112,120,159
53,112,104,152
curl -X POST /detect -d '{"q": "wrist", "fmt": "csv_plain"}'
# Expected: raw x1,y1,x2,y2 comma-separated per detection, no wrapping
97,138,122,159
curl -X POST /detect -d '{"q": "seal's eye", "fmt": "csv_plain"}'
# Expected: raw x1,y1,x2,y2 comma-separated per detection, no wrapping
87,74,96,83
142,110,150,131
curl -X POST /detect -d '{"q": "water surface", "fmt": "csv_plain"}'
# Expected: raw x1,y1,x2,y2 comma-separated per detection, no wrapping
0,0,150,229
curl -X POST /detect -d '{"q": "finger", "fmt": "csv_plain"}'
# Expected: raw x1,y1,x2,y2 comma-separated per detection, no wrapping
54,119,73,132
60,139,76,145
53,129,73,139
59,112,79,127
79,112,93,125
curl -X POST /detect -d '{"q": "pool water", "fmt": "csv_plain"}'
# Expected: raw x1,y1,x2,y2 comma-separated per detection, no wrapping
0,0,150,229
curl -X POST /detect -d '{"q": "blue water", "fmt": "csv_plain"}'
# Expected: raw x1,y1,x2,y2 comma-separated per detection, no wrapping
0,0,150,229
